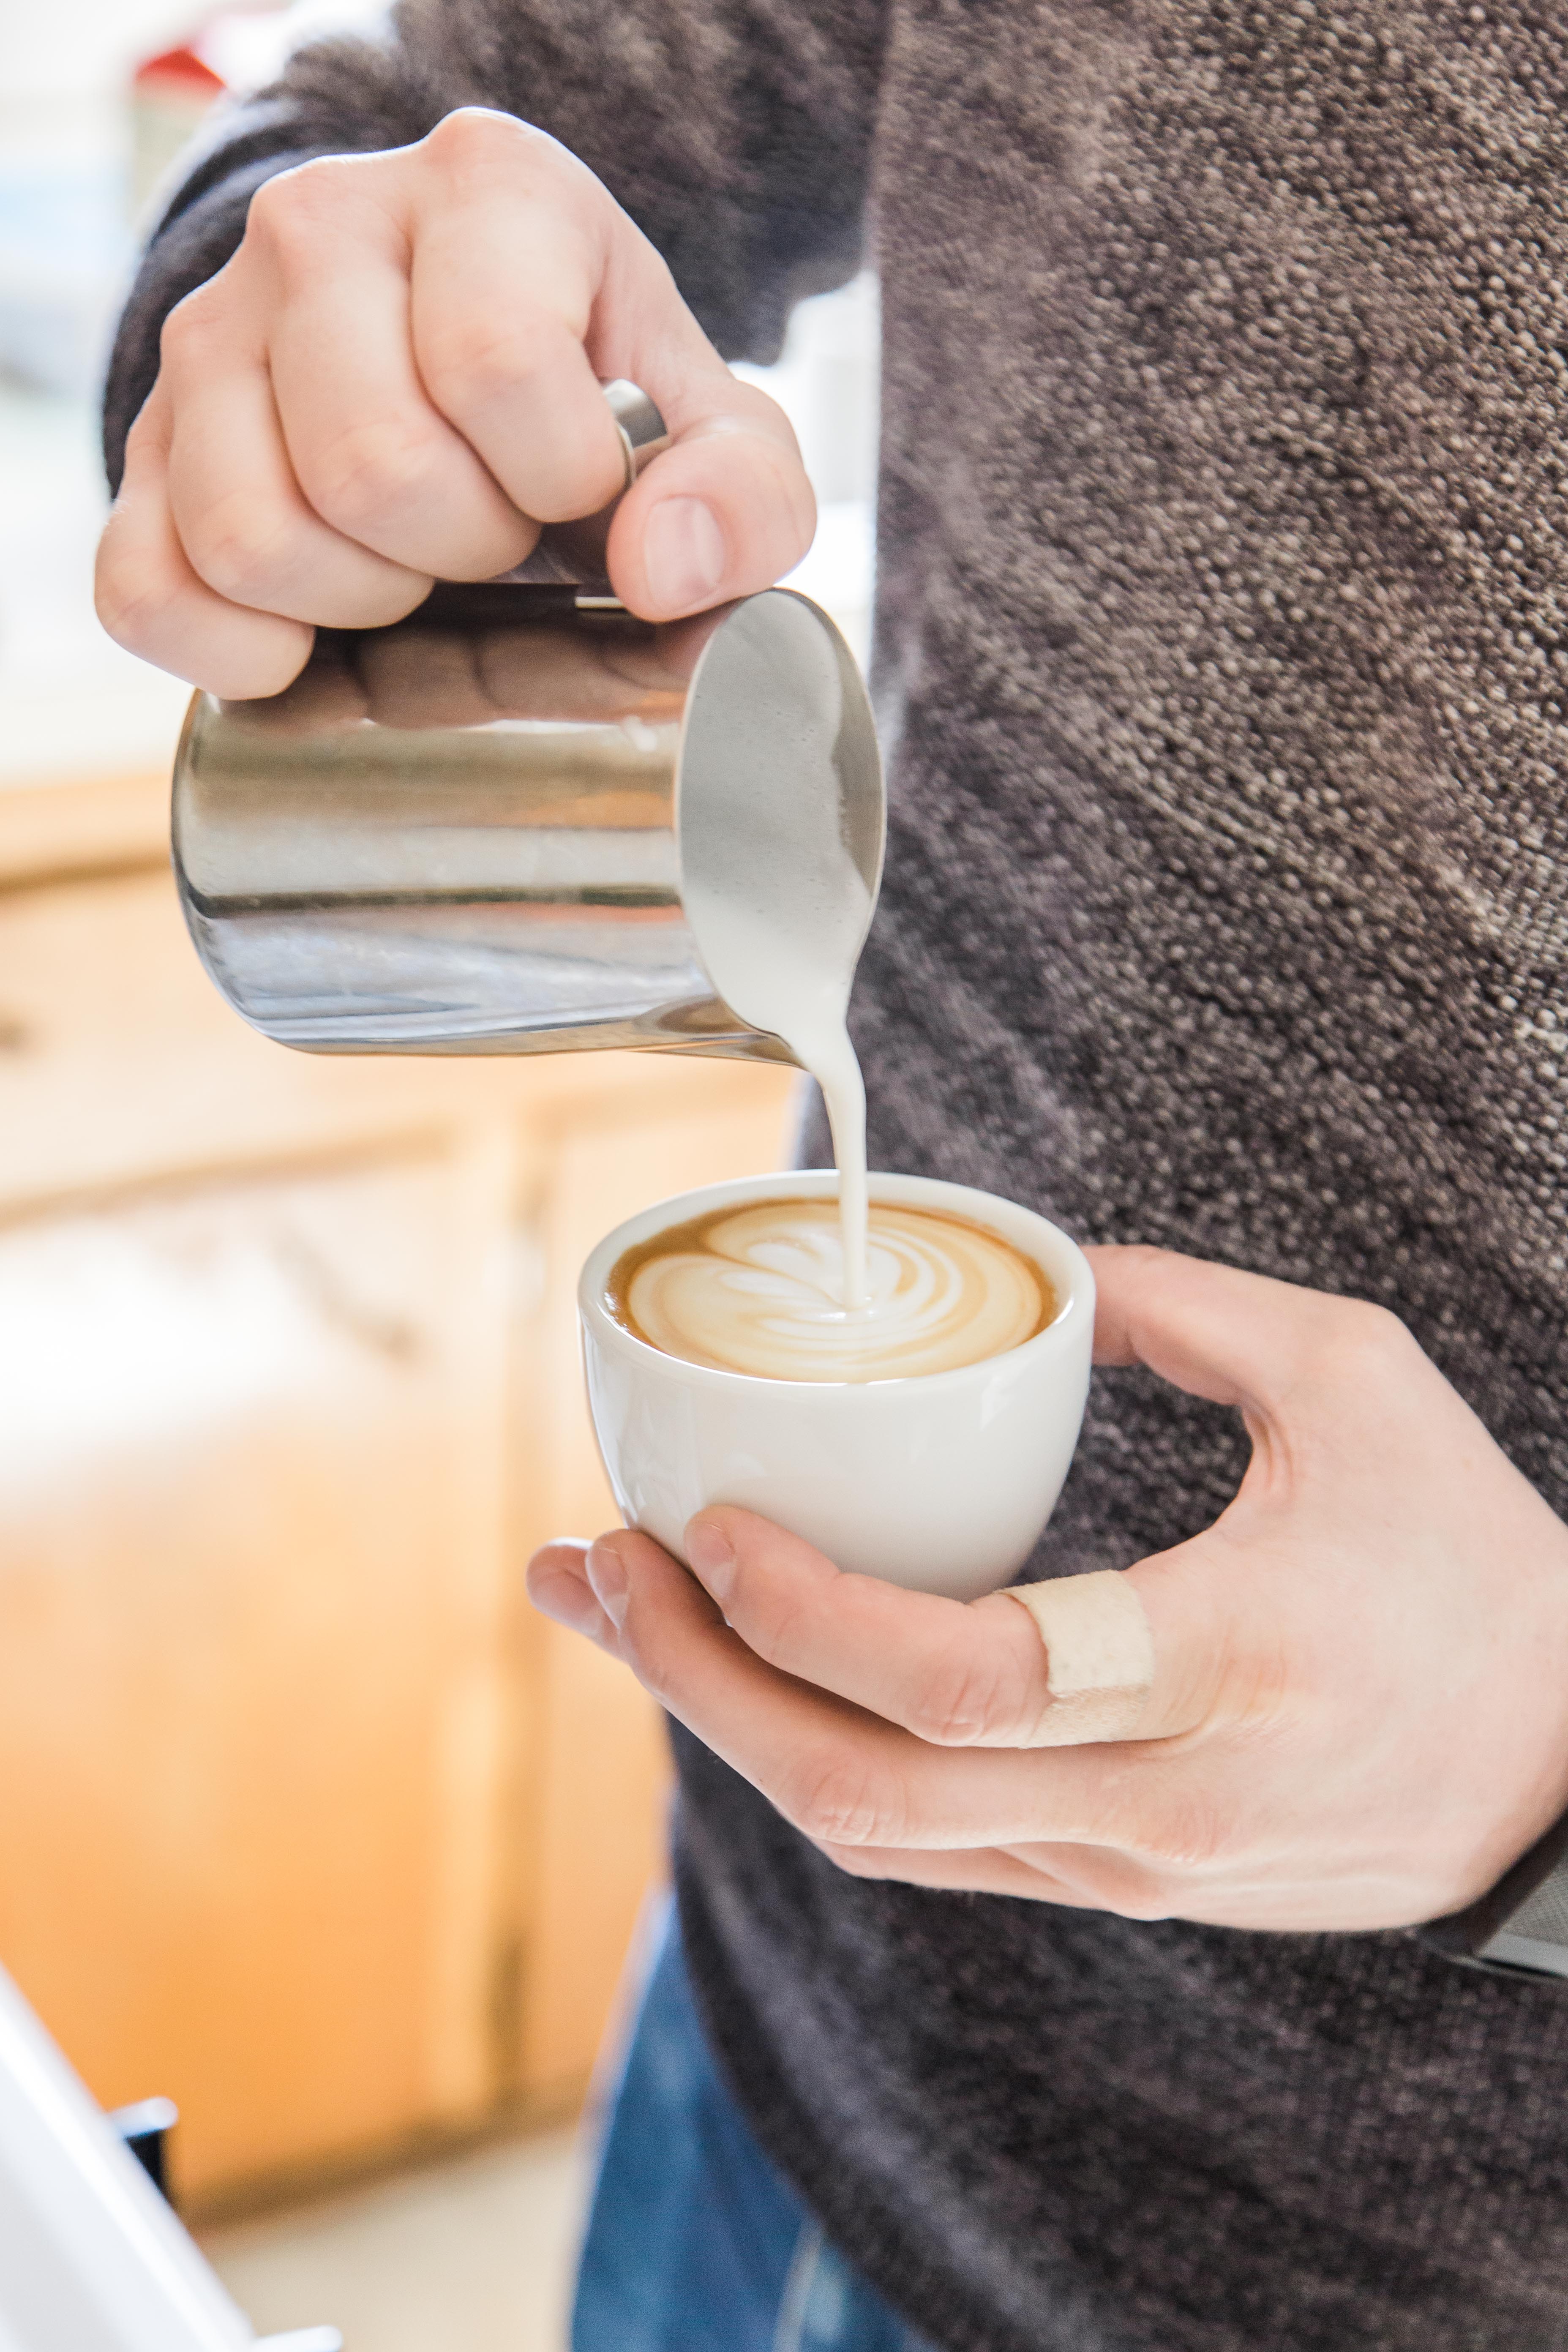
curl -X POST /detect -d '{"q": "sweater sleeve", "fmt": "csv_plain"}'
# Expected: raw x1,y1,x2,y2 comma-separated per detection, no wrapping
104,0,889,488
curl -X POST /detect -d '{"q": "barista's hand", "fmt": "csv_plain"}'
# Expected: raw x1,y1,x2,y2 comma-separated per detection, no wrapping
529,1246,1568,1930
95,108,813,698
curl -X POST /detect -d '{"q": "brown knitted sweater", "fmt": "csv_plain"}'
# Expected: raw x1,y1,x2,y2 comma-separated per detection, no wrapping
107,7,1568,2346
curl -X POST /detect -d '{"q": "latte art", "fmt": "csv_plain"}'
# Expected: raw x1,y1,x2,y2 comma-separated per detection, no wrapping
608,1198,1053,1382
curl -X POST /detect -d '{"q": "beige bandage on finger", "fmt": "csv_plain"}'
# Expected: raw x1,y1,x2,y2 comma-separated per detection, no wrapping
1005,1571,1156,1747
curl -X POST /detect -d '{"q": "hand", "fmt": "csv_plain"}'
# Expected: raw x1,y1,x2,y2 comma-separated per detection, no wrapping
96,109,813,697
529,1244,1568,1931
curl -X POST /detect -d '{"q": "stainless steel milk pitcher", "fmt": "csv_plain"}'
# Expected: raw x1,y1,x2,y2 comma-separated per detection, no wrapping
170,383,884,1062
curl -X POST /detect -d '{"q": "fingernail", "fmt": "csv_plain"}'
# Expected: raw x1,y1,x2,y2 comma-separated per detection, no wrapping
585,1537,630,1629
643,497,726,609
685,1519,735,1600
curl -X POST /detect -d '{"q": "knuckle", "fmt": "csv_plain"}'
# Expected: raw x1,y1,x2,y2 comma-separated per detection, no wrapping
245,156,351,262
121,402,166,473
421,317,563,416
95,539,169,650
423,105,547,183
300,414,446,535
785,1747,902,1850
245,167,307,251
905,1647,1033,1747
1050,1844,1177,1921
420,110,605,240
1352,1297,1415,1361
1133,1789,1228,1875
761,430,816,542
1314,1295,1415,1386
427,104,517,149
729,1587,800,1673
180,492,296,603
158,286,222,373
606,1611,674,1706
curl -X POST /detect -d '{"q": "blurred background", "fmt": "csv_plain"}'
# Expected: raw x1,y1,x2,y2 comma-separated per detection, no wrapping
0,5,877,2342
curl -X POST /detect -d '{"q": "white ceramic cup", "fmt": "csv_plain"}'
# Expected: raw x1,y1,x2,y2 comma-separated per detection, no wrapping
578,1170,1095,1602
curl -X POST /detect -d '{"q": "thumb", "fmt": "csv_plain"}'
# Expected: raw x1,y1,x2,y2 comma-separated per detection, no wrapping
601,247,815,619
1085,1242,1336,1423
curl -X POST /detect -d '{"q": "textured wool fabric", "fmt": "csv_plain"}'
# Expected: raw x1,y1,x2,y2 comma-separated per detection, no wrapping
106,6,1568,2346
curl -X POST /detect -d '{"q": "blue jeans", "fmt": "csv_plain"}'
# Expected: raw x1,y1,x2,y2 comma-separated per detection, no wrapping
573,1905,936,2352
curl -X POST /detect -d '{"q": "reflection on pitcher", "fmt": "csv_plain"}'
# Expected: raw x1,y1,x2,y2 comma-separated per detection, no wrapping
172,584,884,1061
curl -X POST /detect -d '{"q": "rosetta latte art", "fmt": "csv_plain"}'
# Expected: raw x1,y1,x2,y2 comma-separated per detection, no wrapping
611,1198,1053,1382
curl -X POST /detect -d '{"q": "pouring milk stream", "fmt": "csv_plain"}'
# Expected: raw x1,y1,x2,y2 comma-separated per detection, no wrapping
680,875,871,1312
676,592,876,1312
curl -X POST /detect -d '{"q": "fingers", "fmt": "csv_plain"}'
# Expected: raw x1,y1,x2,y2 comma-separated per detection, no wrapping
681,1507,1054,1747
528,1525,1181,1856
818,1839,1174,1914
96,386,314,699
532,1536,1318,1921
528,1539,617,1644
408,127,627,526
405,113,812,604
404,106,813,610
163,338,433,629
100,109,816,694
254,156,539,580
812,1841,1123,1904
684,1507,1229,1751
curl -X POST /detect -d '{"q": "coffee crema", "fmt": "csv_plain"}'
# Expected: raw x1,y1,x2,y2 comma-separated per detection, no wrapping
605,1196,1055,1382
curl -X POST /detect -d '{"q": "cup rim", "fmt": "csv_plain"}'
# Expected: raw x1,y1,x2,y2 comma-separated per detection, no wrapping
578,1169,1095,1394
